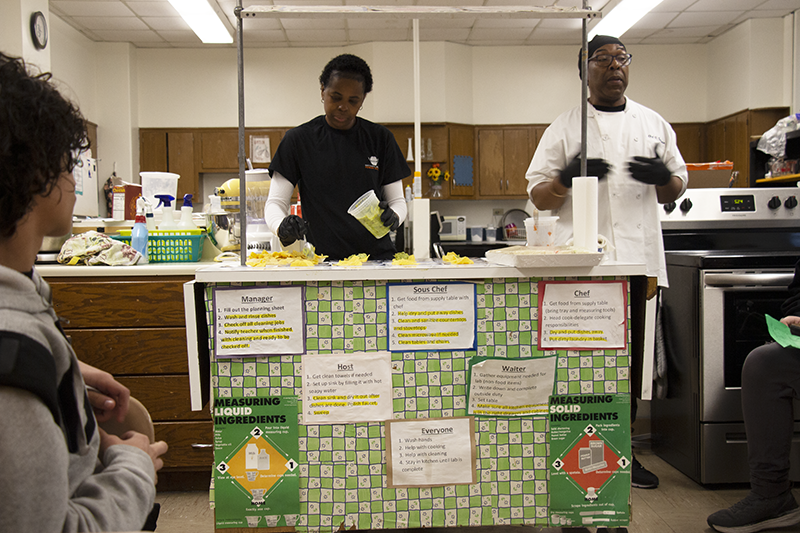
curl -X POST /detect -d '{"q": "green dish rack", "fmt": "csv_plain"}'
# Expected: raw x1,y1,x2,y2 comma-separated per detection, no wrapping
114,229,205,263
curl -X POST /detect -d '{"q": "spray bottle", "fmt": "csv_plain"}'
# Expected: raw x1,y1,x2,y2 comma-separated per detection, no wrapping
178,194,198,230
142,196,156,231
155,194,178,230
131,197,149,264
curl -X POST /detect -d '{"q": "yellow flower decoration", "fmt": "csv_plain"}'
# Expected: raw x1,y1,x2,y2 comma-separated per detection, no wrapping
427,163,442,182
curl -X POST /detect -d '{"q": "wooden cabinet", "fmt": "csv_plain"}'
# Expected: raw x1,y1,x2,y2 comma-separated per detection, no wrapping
139,130,199,202
701,107,789,185
46,275,212,491
447,123,476,199
199,130,238,170
476,126,534,198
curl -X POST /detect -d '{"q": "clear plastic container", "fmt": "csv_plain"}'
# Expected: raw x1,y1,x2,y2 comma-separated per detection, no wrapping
524,216,559,247
347,190,389,239
140,172,179,211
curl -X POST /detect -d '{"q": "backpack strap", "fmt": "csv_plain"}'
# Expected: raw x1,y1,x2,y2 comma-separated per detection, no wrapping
0,331,60,424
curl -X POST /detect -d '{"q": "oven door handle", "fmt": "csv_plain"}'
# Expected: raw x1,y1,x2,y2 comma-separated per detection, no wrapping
704,272,795,287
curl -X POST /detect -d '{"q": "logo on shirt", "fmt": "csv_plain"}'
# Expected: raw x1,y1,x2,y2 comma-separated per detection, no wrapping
366,156,379,171
647,134,665,145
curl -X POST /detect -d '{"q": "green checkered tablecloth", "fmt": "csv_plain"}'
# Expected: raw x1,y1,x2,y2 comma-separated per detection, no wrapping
206,276,630,530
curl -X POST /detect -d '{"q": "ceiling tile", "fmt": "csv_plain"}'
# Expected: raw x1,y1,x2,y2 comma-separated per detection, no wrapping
91,29,165,40
280,18,345,29
632,11,680,30
142,16,189,30
651,0,698,11
126,1,179,17
156,29,202,42
668,10,741,27
758,0,800,9
71,15,149,30
243,29,290,41
468,27,534,41
688,0,765,10
51,0,135,16
418,28,470,41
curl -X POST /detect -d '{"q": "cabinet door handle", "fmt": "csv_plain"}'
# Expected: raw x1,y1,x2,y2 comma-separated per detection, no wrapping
506,180,509,189
498,179,502,189
192,443,213,449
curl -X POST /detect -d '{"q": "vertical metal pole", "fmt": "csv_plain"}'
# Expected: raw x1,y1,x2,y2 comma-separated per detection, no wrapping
580,0,589,177
413,19,422,179
236,0,247,266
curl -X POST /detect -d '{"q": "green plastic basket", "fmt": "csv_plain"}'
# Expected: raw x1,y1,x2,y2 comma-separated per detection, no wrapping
114,233,204,263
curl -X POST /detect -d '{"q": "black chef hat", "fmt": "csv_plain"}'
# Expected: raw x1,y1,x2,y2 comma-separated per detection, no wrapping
578,35,626,78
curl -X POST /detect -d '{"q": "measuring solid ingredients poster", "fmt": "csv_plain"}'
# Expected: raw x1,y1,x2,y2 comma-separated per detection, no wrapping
538,281,627,350
302,351,393,424
548,394,630,528
387,282,476,351
213,395,300,529
213,285,304,358
467,356,557,416
385,416,477,487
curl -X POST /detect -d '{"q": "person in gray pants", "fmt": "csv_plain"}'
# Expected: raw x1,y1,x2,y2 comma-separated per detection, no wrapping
708,261,800,533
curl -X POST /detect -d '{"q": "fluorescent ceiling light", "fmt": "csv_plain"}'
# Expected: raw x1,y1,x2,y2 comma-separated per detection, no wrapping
168,0,232,44
588,0,664,40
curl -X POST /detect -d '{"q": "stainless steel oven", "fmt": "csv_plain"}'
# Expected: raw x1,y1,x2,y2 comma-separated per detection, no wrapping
652,187,800,484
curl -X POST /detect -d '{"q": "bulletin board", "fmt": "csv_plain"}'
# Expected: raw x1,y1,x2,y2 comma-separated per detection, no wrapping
203,275,632,531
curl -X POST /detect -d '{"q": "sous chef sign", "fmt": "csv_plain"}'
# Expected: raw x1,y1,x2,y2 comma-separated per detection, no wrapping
213,286,305,358
538,281,627,350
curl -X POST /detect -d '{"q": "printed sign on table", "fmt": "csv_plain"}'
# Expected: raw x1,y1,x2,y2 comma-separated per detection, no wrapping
385,416,477,487
538,281,627,350
387,282,476,351
548,394,631,528
213,395,300,529
302,351,393,424
213,285,304,358
467,356,557,416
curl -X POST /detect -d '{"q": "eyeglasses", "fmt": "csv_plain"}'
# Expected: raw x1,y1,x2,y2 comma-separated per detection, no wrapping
588,53,633,68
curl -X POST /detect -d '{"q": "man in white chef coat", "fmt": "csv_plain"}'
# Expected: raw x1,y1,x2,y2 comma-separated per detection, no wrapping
526,35,688,490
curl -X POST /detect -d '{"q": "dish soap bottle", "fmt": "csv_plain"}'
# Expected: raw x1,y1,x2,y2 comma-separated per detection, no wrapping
178,194,198,230
155,194,178,230
131,197,149,264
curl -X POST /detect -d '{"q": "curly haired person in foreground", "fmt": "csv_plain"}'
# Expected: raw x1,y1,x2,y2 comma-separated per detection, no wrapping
0,51,168,532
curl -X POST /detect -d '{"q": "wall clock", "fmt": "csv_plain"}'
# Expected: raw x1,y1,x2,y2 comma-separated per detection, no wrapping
30,11,48,50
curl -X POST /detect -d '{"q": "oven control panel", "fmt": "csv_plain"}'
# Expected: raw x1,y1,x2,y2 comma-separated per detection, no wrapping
660,187,800,230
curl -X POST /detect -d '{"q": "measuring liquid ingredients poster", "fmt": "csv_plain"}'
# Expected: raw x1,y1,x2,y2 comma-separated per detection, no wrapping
213,395,300,529
387,282,476,351
302,351,393,424
213,286,305,358
467,356,557,416
548,394,631,528
385,417,477,488
538,281,627,350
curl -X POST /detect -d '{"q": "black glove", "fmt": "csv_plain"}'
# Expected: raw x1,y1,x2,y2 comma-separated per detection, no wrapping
277,215,309,247
379,201,400,231
559,155,610,188
628,148,672,186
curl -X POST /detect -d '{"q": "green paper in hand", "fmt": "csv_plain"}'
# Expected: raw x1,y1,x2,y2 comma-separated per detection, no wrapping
765,314,800,349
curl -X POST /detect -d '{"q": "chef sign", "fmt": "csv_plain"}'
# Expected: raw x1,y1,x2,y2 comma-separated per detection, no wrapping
538,281,627,350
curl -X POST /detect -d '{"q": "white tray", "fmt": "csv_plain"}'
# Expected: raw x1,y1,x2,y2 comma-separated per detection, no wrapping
485,245,603,268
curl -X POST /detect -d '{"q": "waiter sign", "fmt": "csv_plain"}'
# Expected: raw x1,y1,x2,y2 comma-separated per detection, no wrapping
538,281,627,350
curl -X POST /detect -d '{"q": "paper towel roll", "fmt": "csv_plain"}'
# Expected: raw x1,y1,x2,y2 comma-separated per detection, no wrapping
572,176,598,251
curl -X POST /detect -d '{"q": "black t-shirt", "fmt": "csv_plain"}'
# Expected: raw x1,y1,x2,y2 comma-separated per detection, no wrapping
270,116,410,260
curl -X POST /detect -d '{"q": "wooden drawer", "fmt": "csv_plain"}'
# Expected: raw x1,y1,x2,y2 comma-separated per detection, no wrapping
49,278,191,328
117,376,210,422
155,420,213,469
68,328,188,374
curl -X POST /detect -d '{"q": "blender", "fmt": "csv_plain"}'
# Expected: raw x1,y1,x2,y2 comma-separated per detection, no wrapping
214,170,275,253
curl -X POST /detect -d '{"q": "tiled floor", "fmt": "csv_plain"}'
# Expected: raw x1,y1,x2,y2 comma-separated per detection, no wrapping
154,450,800,533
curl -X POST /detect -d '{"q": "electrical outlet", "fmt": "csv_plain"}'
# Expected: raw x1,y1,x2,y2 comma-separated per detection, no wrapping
492,208,503,217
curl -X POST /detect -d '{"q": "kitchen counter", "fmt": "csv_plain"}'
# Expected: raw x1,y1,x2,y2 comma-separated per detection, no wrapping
35,261,216,278
194,257,642,283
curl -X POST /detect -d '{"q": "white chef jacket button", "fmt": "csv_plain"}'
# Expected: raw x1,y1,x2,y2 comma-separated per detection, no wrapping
636,194,641,199
637,223,642,229
602,135,610,141
634,137,639,142
632,114,637,118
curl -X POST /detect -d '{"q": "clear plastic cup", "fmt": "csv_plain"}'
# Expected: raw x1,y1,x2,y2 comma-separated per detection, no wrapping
525,216,559,247
347,190,389,239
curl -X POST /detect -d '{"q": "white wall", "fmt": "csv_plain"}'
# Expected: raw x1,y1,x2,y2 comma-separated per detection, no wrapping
45,13,798,203
1,0,50,70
